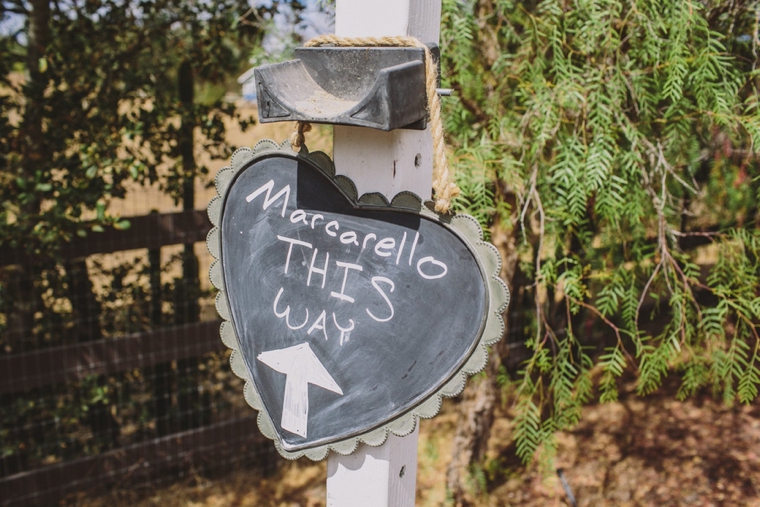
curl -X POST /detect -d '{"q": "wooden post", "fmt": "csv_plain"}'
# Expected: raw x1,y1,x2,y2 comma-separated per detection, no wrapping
327,1,441,505
327,426,420,507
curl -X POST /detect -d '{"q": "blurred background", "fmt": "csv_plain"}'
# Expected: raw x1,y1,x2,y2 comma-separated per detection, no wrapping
1,0,759,506
0,0,334,504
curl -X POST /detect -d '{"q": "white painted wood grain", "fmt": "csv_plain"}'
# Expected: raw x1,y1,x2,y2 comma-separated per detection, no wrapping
327,0,441,505
332,127,433,200
327,426,420,507
335,0,411,38
332,0,440,204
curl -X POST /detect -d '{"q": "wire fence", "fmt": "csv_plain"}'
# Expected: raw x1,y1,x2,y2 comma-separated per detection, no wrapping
0,110,340,506
0,170,280,505
0,115,532,505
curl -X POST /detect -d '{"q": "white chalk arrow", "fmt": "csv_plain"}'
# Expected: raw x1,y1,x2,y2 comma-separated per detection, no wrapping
257,342,343,438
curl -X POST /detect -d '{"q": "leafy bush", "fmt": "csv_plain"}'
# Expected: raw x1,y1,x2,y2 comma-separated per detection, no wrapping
442,0,760,463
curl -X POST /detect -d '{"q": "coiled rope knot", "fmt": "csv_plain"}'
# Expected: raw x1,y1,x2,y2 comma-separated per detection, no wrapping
289,121,312,150
288,34,459,214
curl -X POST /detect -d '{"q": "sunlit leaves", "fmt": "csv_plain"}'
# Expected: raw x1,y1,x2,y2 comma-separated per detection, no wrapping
442,0,760,465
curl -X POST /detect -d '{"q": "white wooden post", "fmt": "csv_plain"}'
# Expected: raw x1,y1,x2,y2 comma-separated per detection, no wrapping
326,1,441,506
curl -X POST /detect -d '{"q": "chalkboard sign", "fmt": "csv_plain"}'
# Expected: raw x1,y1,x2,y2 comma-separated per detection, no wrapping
207,140,508,460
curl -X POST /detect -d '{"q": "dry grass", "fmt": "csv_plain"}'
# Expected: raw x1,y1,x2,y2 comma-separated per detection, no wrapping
77,376,760,506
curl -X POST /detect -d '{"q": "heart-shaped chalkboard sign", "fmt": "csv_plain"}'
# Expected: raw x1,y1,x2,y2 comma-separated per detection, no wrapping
207,140,508,460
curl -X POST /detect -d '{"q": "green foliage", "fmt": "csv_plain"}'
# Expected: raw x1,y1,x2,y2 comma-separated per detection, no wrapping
0,0,295,348
0,0,280,257
0,0,298,471
442,0,760,464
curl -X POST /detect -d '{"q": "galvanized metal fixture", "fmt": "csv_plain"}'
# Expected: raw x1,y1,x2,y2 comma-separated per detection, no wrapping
254,45,440,131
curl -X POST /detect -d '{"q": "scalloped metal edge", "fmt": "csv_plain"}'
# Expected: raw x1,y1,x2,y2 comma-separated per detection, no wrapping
206,139,510,461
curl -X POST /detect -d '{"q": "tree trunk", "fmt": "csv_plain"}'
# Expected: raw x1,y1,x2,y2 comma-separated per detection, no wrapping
66,260,120,450
445,353,500,506
446,219,518,506
66,259,103,343
22,0,50,167
175,60,205,431
148,238,172,436
5,0,51,352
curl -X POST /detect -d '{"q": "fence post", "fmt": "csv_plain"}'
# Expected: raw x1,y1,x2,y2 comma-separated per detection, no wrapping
176,60,205,430
148,221,171,437
326,1,441,505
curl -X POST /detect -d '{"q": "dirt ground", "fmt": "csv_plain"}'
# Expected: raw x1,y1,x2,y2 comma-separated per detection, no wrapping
484,378,760,507
81,376,760,507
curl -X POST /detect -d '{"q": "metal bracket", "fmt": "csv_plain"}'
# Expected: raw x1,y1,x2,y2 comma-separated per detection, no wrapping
254,45,439,131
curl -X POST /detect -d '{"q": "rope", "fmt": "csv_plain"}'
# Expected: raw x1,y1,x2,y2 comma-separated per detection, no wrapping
289,34,460,214
290,121,312,150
